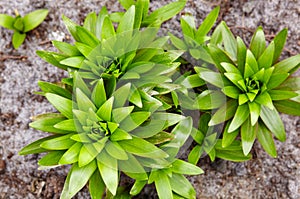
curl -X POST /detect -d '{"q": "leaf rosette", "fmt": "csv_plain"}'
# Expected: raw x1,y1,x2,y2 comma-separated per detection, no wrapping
195,22,300,157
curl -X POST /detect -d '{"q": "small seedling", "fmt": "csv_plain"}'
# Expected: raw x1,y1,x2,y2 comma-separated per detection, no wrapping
0,9,48,49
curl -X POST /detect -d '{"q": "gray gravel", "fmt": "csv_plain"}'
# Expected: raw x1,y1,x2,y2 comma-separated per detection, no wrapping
0,0,299,198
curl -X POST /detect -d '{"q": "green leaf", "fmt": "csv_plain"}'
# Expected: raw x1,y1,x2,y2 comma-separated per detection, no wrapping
29,113,69,134
145,131,174,145
228,103,249,132
61,161,97,199
117,5,135,33
76,88,96,112
83,12,97,35
222,122,239,148
248,101,261,125
62,15,80,42
118,136,169,158
258,41,274,69
277,77,300,91
237,37,247,74
274,100,300,116
273,54,300,74
207,44,235,72
222,86,240,99
54,119,78,132
267,73,290,90
130,180,147,196
132,119,166,138
40,134,75,150
241,118,256,155
89,170,105,199
52,40,81,56
220,22,237,60
260,106,286,141
97,97,114,121
36,50,68,70
257,122,277,158
269,90,298,100
59,142,82,165
60,56,84,68
209,99,238,126
23,9,48,32
112,83,131,108
112,106,134,123
19,136,55,155
0,14,15,29
143,0,186,26
172,159,203,175
272,28,287,64
120,112,150,132
245,49,259,75
97,151,119,195
169,33,187,50
46,93,73,119
118,153,147,180
255,92,274,109
170,117,193,146
102,16,115,39
78,143,99,167
197,6,220,37
195,90,226,110
215,147,251,162
170,173,196,199
153,171,172,199
188,145,202,165
249,27,266,59
38,81,72,99
105,141,128,160
76,26,99,47
195,67,230,88
12,31,26,49
38,151,65,166
91,79,107,108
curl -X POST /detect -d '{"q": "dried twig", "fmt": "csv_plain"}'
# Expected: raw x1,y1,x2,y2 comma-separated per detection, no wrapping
0,55,27,61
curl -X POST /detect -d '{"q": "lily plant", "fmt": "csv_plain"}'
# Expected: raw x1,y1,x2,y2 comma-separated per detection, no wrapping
0,9,48,48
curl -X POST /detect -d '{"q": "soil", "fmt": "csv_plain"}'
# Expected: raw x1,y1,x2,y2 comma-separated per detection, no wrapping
0,0,299,198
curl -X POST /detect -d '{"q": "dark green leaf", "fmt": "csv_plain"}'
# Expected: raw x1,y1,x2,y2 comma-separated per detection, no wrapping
237,37,247,74
257,122,277,158
258,41,274,69
76,26,99,47
260,106,286,141
188,145,203,165
19,136,55,155
207,44,235,72
269,90,298,100
274,100,300,116
89,170,105,199
273,54,300,74
272,29,287,64
222,122,239,148
145,131,174,145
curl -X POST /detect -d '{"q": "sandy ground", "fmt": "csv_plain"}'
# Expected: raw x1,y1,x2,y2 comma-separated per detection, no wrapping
0,0,299,198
